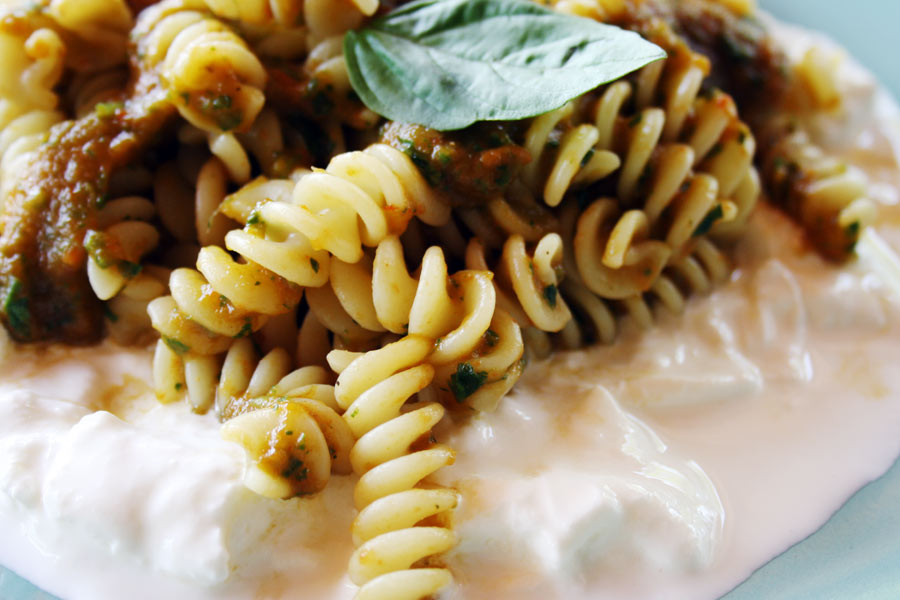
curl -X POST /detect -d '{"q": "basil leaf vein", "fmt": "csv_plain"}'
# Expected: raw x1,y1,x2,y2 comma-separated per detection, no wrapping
344,0,666,130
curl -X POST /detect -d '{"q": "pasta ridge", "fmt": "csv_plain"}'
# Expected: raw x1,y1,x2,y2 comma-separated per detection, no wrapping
133,0,268,182
217,338,355,498
148,144,452,410
330,337,458,600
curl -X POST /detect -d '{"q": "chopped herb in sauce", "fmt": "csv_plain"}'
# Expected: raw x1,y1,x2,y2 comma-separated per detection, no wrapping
247,210,263,226
543,284,558,308
380,121,530,204
3,278,30,339
163,336,190,355
94,102,124,119
693,204,725,238
449,362,488,402
281,457,308,481
118,261,142,279
233,320,253,339
103,304,118,323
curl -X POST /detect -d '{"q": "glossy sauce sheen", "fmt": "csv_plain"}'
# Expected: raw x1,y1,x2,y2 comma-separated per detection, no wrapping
2,20,900,600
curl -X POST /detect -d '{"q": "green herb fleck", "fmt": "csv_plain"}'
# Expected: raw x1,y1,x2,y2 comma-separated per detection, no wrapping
543,284,558,308
3,278,30,338
580,148,595,167
94,101,123,119
310,257,320,273
449,362,488,402
233,320,253,339
282,457,308,481
103,304,119,323
844,221,860,238
484,329,500,347
247,210,263,226
83,230,114,269
692,204,725,238
117,260,142,279
163,336,190,355
211,94,232,110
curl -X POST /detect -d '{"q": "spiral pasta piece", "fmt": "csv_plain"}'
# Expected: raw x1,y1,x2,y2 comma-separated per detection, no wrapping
105,266,170,346
0,21,65,112
518,40,757,252
149,143,452,406
522,101,622,207
571,197,672,300
310,237,493,349
132,0,267,181
303,0,379,43
65,67,129,118
218,338,354,498
311,235,525,412
620,235,732,329
763,130,876,261
0,18,66,191
84,196,160,301
465,234,572,333
46,0,133,67
330,337,458,600
201,0,304,26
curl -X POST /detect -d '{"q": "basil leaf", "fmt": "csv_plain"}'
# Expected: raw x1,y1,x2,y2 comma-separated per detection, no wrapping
344,0,665,130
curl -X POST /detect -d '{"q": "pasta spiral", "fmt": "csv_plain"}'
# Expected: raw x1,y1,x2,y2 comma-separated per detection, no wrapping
521,101,622,208
571,197,672,300
148,144,452,407
135,0,266,134
133,0,267,181
309,236,493,345
0,18,66,190
84,196,160,301
538,203,732,351
330,337,458,600
311,235,525,412
46,0,133,68
465,234,572,333
762,129,876,261
201,0,304,26
519,42,758,252
218,338,355,498
619,235,732,329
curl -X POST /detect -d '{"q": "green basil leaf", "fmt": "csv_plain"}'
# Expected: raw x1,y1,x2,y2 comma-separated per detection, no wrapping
344,0,666,130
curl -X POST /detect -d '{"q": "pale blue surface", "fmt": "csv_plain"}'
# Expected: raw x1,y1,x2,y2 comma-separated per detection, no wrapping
2,2,900,600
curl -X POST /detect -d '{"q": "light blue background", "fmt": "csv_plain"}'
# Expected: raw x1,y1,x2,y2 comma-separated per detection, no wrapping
2,2,900,599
